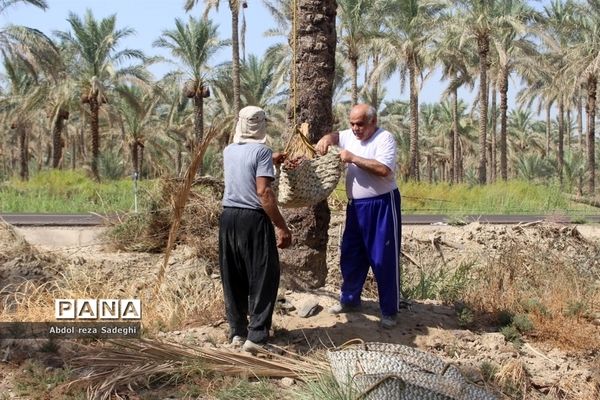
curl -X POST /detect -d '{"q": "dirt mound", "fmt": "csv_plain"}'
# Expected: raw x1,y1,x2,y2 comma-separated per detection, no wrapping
0,223,66,305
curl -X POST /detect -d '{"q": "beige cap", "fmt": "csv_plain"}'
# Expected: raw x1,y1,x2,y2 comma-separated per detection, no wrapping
233,106,267,144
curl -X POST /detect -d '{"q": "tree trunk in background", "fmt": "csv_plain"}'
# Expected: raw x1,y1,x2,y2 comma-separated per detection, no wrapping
193,93,205,174
587,75,597,194
408,54,420,181
350,55,358,106
477,34,489,185
18,125,28,181
89,94,100,181
131,141,139,177
139,145,145,179
566,109,571,150
490,85,497,183
558,100,564,187
52,113,66,168
71,134,76,170
193,94,204,144
452,88,459,184
230,0,241,125
578,87,584,153
282,0,336,289
545,103,551,158
499,68,508,181
426,155,432,183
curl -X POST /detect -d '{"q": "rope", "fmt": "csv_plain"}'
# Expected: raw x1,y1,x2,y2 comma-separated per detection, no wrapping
291,0,298,127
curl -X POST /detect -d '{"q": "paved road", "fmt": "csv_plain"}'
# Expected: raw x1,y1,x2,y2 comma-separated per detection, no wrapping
2,213,599,226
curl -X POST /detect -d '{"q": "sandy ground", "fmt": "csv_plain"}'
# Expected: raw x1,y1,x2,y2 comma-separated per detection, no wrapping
1,216,599,399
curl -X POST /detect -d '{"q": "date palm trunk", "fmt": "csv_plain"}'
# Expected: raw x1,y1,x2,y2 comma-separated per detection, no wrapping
89,94,100,181
350,55,358,106
586,75,597,194
490,85,497,182
477,34,489,185
577,87,584,153
230,0,241,125
18,125,28,181
408,54,419,181
52,112,67,168
282,0,336,289
558,100,564,186
545,103,551,158
131,141,139,177
452,87,459,184
499,67,508,181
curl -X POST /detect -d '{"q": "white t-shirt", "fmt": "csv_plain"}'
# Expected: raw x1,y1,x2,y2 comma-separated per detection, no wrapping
339,127,397,199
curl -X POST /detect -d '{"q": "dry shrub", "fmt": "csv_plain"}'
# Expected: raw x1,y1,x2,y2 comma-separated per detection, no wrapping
106,179,222,266
147,265,225,332
545,375,600,400
0,223,67,318
463,225,600,351
0,238,224,333
495,359,529,398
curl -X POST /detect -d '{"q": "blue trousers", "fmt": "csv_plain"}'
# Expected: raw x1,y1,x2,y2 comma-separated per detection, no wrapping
339,189,402,317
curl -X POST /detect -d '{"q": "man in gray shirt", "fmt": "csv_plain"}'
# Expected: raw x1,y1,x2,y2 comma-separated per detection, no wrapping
219,106,292,354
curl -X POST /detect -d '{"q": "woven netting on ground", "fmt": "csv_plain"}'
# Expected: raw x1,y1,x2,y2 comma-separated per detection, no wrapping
327,341,498,400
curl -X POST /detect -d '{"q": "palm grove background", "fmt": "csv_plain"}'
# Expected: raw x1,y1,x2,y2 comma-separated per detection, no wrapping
0,0,599,197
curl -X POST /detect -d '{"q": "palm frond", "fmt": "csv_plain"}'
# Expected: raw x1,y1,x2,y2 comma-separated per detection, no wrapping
67,338,328,400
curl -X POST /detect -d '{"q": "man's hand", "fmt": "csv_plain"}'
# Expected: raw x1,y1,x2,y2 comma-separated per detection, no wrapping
272,152,287,165
315,132,339,155
339,149,355,163
315,139,330,156
276,226,292,249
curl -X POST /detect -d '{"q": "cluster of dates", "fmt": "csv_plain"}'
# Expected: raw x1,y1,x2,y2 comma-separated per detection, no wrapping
283,155,308,170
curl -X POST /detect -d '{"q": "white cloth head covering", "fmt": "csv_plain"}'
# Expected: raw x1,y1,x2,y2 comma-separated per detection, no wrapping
233,106,267,144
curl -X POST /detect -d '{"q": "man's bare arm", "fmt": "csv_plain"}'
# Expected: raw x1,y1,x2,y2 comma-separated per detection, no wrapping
340,150,392,177
257,176,292,248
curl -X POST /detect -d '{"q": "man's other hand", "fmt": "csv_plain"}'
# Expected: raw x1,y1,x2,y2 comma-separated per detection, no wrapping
276,226,292,249
272,152,288,165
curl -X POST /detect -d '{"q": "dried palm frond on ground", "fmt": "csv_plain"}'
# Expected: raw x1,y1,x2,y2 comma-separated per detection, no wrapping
153,127,217,300
67,339,328,400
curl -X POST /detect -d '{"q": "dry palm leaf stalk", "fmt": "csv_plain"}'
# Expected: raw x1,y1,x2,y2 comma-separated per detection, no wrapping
66,338,328,400
151,126,217,301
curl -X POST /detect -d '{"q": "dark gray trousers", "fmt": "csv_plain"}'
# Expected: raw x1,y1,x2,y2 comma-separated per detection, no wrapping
218,207,280,343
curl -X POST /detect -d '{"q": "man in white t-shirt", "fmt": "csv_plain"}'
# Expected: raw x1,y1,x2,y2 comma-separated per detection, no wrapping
316,104,402,328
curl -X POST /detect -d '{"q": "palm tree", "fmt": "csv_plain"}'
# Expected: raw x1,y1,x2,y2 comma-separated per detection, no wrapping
507,108,545,177
240,54,283,107
114,84,161,178
454,0,519,184
435,21,476,183
490,0,536,182
2,24,71,169
568,0,600,194
376,0,446,181
514,153,553,182
154,16,225,148
185,0,241,127
337,0,376,105
55,9,149,180
0,53,43,180
535,0,580,188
